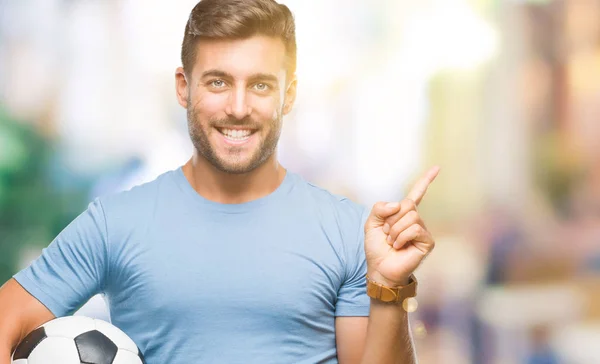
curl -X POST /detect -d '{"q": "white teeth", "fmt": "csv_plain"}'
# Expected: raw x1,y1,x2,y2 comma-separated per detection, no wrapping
221,128,251,140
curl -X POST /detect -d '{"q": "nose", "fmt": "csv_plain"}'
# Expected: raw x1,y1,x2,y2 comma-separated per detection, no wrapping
225,87,252,120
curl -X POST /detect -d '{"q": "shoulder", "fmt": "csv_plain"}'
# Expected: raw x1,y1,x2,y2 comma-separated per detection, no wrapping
290,172,369,231
95,168,179,221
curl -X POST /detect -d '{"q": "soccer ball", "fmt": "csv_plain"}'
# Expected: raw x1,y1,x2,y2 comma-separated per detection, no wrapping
11,316,145,364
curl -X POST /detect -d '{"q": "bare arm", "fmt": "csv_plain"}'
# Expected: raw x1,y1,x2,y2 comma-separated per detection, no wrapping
336,305,416,364
360,302,416,364
0,279,55,363
336,317,367,364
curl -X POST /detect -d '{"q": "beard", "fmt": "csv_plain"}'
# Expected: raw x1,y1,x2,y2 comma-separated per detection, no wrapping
187,101,282,174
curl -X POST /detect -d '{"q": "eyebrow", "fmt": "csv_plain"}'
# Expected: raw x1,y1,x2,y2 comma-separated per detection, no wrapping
201,69,280,84
201,69,232,79
248,73,280,84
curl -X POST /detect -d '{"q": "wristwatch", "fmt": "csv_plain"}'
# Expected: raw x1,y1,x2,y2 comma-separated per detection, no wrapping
366,274,418,306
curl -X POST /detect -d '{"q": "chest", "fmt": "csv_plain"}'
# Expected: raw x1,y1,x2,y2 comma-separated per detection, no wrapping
106,212,346,329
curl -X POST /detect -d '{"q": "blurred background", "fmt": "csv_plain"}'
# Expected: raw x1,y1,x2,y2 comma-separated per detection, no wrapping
1,0,599,363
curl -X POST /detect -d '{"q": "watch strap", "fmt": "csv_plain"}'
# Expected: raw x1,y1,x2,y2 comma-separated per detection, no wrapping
366,274,418,304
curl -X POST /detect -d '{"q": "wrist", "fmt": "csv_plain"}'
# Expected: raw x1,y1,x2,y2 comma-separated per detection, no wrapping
365,272,418,307
367,270,410,287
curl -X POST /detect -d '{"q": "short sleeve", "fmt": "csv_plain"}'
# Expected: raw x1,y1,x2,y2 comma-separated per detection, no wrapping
13,199,109,317
335,206,371,317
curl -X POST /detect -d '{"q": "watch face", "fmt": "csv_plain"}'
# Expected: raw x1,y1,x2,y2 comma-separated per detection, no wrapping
380,288,398,303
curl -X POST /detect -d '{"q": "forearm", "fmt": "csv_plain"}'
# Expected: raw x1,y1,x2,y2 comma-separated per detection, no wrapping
1,347,11,364
0,335,15,364
0,307,22,363
360,300,416,364
0,278,56,364
0,325,20,364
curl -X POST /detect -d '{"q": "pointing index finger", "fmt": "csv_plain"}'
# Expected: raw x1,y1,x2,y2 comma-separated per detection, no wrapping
406,166,440,205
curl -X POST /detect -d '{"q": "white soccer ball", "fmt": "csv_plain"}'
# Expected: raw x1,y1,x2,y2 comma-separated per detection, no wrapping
11,316,145,364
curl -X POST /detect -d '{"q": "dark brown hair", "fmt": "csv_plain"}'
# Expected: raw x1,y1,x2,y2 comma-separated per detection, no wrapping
181,0,296,79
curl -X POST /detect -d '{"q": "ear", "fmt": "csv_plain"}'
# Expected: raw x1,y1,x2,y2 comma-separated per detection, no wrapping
282,76,297,116
175,67,190,109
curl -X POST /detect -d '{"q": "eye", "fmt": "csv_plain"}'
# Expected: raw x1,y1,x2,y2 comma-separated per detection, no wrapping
253,83,269,91
210,79,225,88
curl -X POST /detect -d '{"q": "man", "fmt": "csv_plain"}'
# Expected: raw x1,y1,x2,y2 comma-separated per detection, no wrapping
0,0,439,363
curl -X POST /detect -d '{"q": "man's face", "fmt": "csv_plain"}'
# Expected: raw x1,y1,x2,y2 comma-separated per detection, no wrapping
177,36,296,174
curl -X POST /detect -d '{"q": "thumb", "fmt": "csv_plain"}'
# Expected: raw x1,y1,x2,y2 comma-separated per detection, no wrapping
365,201,401,230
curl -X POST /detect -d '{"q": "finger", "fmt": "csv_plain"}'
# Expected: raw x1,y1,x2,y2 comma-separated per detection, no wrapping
406,166,440,205
385,210,423,246
392,224,431,250
365,201,402,230
382,199,417,235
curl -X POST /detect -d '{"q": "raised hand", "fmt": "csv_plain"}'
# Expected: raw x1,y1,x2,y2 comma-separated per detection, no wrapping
364,166,440,286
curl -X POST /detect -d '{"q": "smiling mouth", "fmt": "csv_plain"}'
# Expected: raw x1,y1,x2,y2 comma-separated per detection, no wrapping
216,127,257,143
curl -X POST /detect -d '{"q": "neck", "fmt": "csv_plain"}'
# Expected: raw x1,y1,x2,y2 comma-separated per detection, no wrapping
182,151,286,204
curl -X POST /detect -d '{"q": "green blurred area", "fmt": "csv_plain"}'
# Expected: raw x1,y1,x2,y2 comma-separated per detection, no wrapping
0,107,88,283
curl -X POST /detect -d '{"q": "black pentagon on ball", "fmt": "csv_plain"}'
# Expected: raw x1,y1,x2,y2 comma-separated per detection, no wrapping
74,330,118,364
12,326,47,359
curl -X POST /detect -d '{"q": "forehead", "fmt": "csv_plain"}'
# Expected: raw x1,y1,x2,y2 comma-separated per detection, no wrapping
193,35,287,79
